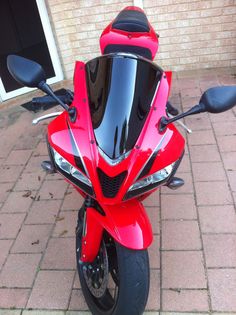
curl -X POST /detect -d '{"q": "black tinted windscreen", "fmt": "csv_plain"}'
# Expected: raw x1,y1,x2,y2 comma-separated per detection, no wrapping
86,55,162,159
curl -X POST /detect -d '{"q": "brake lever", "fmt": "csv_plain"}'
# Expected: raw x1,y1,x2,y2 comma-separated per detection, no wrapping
32,112,62,125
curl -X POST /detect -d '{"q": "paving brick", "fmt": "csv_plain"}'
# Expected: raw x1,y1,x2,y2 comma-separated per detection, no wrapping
192,162,226,182
45,172,64,181
199,205,236,233
161,194,197,220
27,270,74,309
14,171,45,191
185,115,211,131
146,206,160,234
24,155,48,173
25,199,61,224
233,192,236,205
222,152,236,171
14,135,40,150
208,269,236,311
0,240,13,270
0,165,24,183
181,96,200,109
1,191,33,213
189,144,221,162
195,181,233,205
0,253,41,288
34,141,50,156
203,234,236,268
162,251,207,289
38,179,68,200
0,288,30,308
148,235,160,269
11,225,52,253
61,189,84,211
162,289,209,312
0,310,22,315
4,150,32,165
73,272,81,289
187,129,216,146
68,289,88,310
0,183,13,203
217,135,236,152
162,221,201,250
0,213,25,239
41,237,76,270
146,270,160,311
177,154,191,173
181,87,201,98
22,311,64,315
227,171,236,192
142,190,160,207
53,211,77,237
213,121,236,136
209,109,235,123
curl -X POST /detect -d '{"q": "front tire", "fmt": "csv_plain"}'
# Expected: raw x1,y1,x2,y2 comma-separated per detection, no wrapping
76,213,150,315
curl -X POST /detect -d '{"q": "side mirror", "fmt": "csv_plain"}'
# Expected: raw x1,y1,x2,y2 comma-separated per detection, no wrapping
200,86,236,113
7,54,74,115
159,85,236,132
7,55,46,88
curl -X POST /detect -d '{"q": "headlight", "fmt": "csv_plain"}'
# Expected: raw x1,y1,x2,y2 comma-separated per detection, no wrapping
53,149,92,186
129,163,174,191
52,149,93,195
124,162,175,200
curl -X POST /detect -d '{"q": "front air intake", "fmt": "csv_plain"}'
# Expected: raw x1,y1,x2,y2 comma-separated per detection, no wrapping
97,168,127,198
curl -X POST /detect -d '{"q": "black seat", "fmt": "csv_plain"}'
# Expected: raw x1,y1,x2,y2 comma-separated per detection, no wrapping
112,9,150,33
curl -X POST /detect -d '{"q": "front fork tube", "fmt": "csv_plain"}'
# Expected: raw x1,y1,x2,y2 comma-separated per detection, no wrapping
80,207,103,263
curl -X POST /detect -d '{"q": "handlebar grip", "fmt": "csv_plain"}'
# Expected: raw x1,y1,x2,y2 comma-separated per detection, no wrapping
32,90,74,106
32,96,57,105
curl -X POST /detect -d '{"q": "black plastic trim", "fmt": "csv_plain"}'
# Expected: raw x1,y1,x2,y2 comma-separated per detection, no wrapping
104,44,152,60
66,120,86,174
97,168,127,198
137,149,159,180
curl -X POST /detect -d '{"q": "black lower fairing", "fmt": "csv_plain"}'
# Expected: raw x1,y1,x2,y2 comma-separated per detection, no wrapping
86,54,162,160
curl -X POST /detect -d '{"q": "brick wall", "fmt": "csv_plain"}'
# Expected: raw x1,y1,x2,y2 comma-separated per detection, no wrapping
46,0,236,78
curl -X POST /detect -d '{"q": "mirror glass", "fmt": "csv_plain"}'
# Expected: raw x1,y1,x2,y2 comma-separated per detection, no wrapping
200,86,236,113
7,55,46,88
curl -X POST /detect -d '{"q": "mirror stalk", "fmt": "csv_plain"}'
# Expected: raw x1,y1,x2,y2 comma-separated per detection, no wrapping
38,81,69,111
38,81,77,122
159,103,206,132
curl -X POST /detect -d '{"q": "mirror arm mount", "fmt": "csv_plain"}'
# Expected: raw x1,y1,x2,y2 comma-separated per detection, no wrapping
38,81,77,123
159,103,206,132
38,81,69,111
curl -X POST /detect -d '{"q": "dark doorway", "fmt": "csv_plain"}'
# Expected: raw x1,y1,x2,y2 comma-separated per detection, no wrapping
0,0,55,93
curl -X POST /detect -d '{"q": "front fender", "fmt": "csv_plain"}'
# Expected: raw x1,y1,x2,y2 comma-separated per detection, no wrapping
81,199,153,262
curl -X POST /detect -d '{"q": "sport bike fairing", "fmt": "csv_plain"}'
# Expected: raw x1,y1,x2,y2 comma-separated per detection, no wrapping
47,54,185,205
86,54,162,160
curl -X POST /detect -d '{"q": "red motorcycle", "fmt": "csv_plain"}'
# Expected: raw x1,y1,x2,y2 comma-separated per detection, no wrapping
7,6,236,315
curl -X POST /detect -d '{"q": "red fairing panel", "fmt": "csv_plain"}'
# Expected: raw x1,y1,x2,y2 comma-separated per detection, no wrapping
165,71,172,98
100,6,159,60
48,61,185,205
81,199,153,262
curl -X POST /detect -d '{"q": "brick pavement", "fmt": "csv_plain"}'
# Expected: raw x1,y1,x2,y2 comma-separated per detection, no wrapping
0,67,235,314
